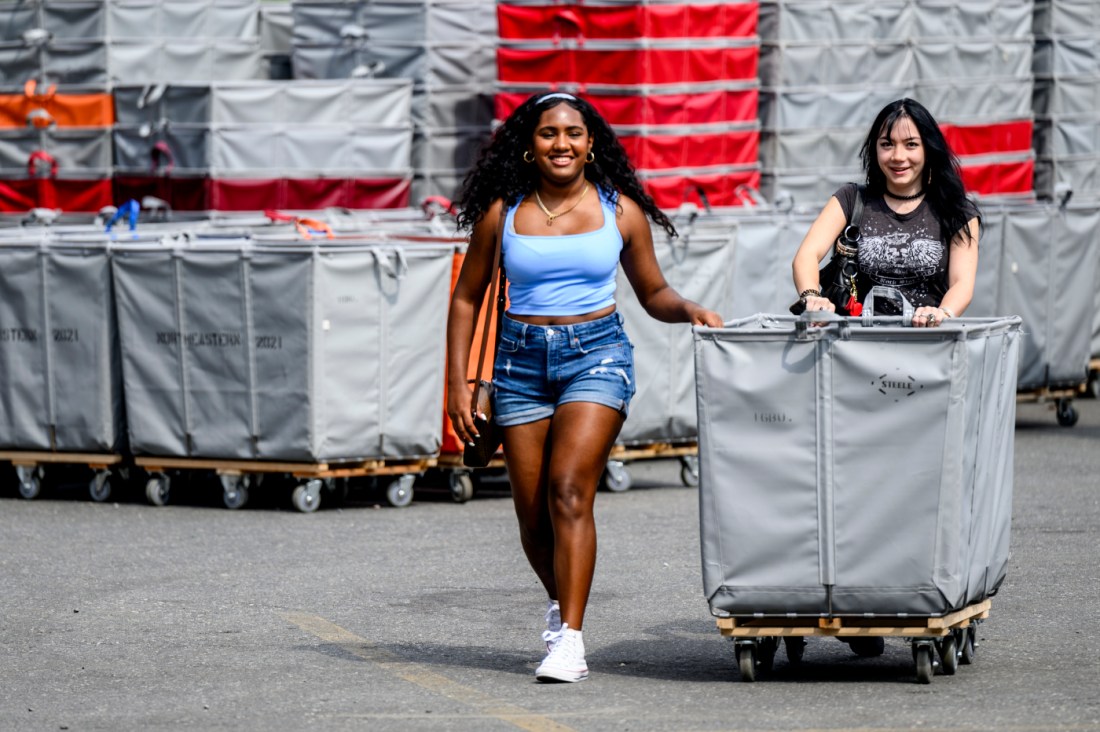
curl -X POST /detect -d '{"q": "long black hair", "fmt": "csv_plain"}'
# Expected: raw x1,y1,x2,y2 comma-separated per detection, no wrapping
455,92,676,238
859,98,979,246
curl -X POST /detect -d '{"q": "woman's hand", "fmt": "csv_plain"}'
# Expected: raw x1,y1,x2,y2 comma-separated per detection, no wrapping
912,306,951,328
689,305,724,328
446,382,480,446
802,295,836,313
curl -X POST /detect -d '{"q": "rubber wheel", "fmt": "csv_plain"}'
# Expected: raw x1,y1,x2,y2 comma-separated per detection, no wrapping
737,644,756,682
601,461,632,492
386,475,414,508
145,476,169,507
784,636,806,665
1056,400,1079,427
18,472,41,500
89,472,112,502
960,626,977,665
223,481,248,510
938,634,959,675
914,644,934,684
292,483,321,513
449,472,474,503
679,457,700,487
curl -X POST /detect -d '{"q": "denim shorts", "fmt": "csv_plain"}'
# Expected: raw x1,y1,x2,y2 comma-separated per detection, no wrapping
492,311,636,427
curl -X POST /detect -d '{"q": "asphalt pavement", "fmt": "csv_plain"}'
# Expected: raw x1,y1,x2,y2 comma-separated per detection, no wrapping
1,399,1098,731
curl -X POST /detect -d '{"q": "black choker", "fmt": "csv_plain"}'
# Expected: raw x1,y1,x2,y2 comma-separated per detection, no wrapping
884,189,925,201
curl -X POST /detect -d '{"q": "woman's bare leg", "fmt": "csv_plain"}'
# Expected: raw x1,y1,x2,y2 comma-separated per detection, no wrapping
502,419,557,599
544,402,625,631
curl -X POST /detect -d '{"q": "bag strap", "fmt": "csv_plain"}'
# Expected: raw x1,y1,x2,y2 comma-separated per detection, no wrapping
836,184,865,255
470,204,507,405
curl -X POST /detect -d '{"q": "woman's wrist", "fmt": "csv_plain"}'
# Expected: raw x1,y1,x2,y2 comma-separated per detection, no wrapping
939,305,955,319
799,287,821,299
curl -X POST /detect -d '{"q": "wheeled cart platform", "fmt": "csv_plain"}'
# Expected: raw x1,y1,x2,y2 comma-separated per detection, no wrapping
2,451,124,502
134,455,435,512
717,599,991,684
601,442,700,492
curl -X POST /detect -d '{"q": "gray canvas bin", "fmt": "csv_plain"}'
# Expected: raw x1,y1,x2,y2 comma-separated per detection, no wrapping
615,224,736,446
695,312,1021,617
0,239,123,452
111,240,451,461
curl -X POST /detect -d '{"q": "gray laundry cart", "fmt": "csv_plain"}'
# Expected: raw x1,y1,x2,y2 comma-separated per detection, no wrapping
111,238,452,511
694,304,1021,683
0,236,125,502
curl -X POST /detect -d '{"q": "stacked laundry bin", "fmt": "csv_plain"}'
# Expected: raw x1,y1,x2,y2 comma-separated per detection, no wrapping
495,1,762,209
757,0,1037,207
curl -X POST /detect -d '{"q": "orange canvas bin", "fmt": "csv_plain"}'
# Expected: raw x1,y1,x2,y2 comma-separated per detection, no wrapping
0,81,114,128
441,249,503,456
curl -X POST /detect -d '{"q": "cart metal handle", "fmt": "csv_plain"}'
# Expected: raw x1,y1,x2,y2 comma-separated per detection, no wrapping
860,286,914,327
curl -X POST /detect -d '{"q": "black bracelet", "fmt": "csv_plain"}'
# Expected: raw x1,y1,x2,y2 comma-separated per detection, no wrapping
799,288,821,299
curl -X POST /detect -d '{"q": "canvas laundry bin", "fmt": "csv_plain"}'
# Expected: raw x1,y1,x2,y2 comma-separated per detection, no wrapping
0,237,124,452
695,305,1021,617
111,238,451,461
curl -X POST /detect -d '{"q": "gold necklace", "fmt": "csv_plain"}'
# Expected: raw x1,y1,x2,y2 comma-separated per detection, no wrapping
534,182,589,226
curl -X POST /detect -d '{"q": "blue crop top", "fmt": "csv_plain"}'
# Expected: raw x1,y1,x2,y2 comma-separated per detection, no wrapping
503,186,623,316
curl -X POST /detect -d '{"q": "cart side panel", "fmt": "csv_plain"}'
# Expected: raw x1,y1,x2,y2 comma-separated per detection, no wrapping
178,253,254,458
113,252,190,456
0,249,49,450
47,250,124,452
830,336,962,615
696,332,827,614
376,247,450,458
250,252,313,460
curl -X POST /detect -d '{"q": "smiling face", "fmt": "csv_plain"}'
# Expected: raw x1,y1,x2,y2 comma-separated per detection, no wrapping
528,102,592,185
876,115,926,194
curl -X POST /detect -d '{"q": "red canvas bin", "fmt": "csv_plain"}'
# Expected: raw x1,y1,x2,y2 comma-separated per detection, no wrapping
498,3,758,41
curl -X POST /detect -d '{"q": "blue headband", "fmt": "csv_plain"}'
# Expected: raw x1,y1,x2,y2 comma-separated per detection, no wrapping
537,92,577,104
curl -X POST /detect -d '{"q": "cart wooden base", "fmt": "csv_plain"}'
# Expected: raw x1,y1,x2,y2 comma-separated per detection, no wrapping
134,455,435,512
604,442,700,492
432,453,507,503
1016,384,1088,427
715,599,991,684
2,450,123,502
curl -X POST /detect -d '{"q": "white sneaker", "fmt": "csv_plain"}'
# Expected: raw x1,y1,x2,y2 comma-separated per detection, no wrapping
544,600,562,651
535,625,588,683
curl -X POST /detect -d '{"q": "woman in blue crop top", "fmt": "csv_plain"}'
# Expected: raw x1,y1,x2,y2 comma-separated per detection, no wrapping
447,92,723,683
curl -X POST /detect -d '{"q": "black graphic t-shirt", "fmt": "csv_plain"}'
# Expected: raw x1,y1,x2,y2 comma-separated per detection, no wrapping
834,183,975,313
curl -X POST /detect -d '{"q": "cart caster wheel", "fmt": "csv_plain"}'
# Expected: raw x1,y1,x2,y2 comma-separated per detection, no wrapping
292,480,322,514
679,455,700,487
960,625,977,665
16,465,42,500
601,460,632,492
386,474,415,508
89,470,112,502
913,643,935,684
784,636,806,665
449,472,474,503
735,642,757,682
1056,399,1078,427
221,475,249,510
145,475,170,506
937,634,959,675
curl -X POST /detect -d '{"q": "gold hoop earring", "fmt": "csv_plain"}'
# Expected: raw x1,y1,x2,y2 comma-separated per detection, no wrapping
586,151,595,163
523,150,534,163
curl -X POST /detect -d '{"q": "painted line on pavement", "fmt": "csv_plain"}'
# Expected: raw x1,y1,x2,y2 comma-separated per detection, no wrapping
279,611,577,732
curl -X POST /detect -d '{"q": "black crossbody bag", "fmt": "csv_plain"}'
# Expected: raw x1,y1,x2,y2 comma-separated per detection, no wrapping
790,185,866,316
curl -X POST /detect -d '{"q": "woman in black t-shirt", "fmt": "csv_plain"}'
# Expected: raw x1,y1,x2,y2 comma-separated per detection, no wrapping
792,98,980,324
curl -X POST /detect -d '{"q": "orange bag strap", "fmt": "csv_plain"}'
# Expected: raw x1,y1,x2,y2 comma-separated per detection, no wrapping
469,205,507,405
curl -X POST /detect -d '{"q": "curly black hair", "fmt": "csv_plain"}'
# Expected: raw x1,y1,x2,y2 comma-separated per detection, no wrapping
455,92,676,238
859,98,980,246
